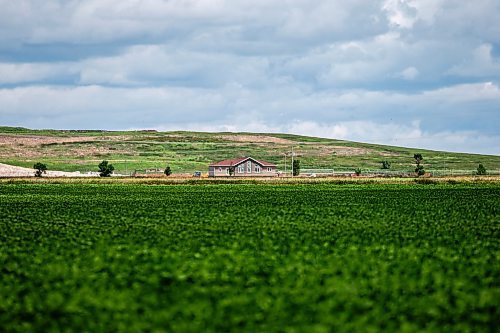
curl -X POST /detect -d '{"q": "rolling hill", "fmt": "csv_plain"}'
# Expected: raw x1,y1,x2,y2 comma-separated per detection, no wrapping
0,126,498,175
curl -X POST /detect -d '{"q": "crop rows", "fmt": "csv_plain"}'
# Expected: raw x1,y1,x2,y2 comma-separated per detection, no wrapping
0,184,498,332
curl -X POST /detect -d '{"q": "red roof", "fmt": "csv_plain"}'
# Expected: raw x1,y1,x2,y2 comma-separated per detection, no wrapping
209,157,276,167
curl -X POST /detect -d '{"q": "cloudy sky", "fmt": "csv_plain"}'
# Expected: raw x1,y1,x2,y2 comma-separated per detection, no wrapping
1,0,499,154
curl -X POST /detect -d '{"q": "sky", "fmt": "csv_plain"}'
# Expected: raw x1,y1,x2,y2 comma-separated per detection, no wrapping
0,0,499,155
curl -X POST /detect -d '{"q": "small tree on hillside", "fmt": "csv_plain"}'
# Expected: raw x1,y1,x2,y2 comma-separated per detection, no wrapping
33,162,47,177
414,153,423,165
98,160,114,177
292,159,300,176
354,168,362,176
414,153,425,176
164,166,172,176
381,160,391,169
415,165,425,176
476,164,487,175
228,166,235,176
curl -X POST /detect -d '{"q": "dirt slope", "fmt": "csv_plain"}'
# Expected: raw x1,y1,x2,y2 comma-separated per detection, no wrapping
0,163,96,177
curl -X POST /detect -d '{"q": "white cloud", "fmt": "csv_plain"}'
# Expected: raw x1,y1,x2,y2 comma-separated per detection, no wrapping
399,66,419,80
448,44,500,77
0,62,78,84
1,0,499,90
0,0,383,46
382,0,445,29
78,44,271,87
383,0,418,29
422,82,500,103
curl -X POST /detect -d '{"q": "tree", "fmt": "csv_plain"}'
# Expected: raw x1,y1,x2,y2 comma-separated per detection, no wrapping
33,162,47,177
292,159,300,176
414,153,425,176
477,164,487,175
164,166,172,176
98,160,114,177
414,153,423,165
228,166,235,176
354,168,362,176
381,160,391,169
415,165,425,176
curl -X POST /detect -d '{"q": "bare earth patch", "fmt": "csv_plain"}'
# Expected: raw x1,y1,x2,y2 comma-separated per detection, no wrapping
310,145,372,156
0,135,100,146
215,135,294,144
306,145,401,157
0,163,95,177
0,134,131,159
0,134,133,144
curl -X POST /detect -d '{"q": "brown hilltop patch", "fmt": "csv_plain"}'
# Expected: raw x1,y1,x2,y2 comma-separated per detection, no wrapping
215,134,294,144
0,134,130,146
306,145,373,157
0,135,97,146
0,134,131,159
307,145,400,157
330,146,372,156
379,151,401,157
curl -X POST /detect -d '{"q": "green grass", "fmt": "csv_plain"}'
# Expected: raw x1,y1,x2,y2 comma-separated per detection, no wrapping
1,126,499,174
0,183,498,332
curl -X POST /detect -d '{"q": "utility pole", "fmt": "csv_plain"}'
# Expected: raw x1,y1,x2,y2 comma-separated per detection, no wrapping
284,153,287,177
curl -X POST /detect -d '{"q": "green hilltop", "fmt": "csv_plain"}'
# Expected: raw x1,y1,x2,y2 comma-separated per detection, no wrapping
0,126,498,175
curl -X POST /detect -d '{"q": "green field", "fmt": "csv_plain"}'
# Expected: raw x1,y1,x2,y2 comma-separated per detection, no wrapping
1,126,499,174
0,183,498,332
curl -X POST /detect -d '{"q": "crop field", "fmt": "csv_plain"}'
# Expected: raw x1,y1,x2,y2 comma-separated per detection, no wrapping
0,183,498,332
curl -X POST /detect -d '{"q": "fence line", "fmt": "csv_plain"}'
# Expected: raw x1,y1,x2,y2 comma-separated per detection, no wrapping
301,168,500,177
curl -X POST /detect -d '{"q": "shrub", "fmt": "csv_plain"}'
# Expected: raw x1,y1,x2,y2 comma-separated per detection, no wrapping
477,164,487,175
164,166,172,176
381,160,391,169
414,153,424,176
33,162,47,177
354,168,362,176
292,160,300,176
415,165,425,176
98,160,114,177
414,153,423,165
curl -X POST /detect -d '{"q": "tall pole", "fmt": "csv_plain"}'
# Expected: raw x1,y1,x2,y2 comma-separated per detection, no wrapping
443,155,446,176
284,153,287,177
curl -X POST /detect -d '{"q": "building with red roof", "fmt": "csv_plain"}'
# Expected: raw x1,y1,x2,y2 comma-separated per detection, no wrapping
208,157,277,177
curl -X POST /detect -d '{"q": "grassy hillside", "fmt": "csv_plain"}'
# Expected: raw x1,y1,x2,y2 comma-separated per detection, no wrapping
0,126,499,174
